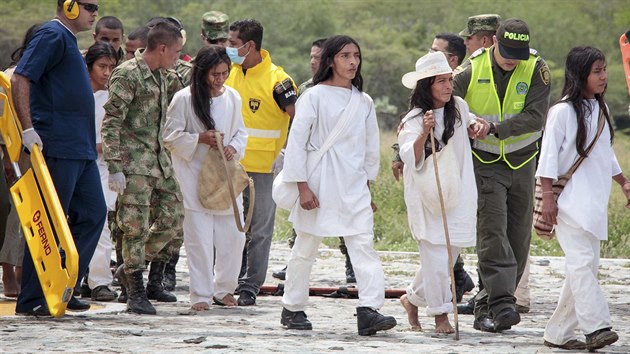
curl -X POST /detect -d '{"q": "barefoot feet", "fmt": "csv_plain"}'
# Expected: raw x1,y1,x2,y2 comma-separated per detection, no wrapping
399,294,421,331
434,314,454,334
191,302,210,311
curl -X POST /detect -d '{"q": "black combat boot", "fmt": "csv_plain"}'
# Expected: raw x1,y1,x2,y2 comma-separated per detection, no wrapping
126,270,156,315
453,257,474,303
344,254,356,283
356,307,397,336
280,307,312,330
114,264,128,303
163,252,178,291
146,261,177,302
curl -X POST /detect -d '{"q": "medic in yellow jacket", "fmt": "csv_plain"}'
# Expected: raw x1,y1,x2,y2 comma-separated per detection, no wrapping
226,49,297,173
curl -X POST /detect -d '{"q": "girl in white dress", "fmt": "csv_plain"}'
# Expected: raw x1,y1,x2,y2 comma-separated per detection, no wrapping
164,46,247,311
86,41,119,301
539,46,630,351
397,52,487,333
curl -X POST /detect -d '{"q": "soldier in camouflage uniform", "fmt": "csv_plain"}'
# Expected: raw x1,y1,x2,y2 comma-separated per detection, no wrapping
458,14,501,56
102,21,184,315
201,11,229,47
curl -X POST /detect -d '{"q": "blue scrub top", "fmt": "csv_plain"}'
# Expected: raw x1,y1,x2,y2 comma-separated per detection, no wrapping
15,20,96,160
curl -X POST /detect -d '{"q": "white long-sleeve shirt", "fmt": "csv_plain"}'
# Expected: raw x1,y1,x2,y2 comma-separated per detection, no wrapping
163,86,248,214
283,85,380,237
94,89,117,211
397,96,476,247
536,100,621,240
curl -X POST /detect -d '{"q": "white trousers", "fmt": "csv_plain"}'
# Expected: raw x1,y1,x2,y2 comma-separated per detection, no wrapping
184,209,245,305
406,240,460,316
543,220,611,344
515,257,531,307
282,231,385,312
87,214,114,289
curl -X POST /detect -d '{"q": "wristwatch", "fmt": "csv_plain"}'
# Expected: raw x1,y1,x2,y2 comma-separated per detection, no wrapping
489,122,498,137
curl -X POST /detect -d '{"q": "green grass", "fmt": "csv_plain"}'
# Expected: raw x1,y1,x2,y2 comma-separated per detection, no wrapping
273,129,630,258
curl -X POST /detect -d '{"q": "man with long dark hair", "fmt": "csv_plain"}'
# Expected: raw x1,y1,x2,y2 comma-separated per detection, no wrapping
280,35,396,336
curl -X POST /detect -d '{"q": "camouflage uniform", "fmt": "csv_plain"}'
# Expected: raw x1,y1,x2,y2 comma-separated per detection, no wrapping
297,78,313,95
458,14,502,37
169,59,192,97
201,11,229,41
102,50,184,275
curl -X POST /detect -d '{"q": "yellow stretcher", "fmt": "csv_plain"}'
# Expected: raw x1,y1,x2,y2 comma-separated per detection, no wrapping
0,72,77,317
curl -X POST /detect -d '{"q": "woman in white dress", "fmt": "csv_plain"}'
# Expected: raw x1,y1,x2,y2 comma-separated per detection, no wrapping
85,41,120,301
397,52,487,333
539,46,630,351
280,35,397,336
164,46,247,311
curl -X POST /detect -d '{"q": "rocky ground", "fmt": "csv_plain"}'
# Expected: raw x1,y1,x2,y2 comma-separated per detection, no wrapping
0,241,629,353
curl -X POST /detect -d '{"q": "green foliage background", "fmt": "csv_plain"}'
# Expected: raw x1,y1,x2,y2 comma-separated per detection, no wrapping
2,0,630,257
2,0,630,118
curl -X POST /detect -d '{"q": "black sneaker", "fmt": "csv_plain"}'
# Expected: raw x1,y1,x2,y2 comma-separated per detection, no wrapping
356,307,397,336
272,266,287,281
493,308,520,332
91,285,118,302
16,304,52,317
457,297,475,315
543,339,587,350
473,315,496,332
80,282,92,298
586,328,618,351
67,296,91,311
281,307,313,330
237,290,256,306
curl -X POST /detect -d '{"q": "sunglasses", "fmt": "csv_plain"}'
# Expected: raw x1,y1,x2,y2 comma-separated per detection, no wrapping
77,2,99,13
428,48,454,57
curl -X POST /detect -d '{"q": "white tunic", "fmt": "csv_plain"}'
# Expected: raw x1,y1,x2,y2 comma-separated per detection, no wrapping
283,85,380,237
94,89,117,211
163,86,248,215
398,96,476,247
535,100,621,240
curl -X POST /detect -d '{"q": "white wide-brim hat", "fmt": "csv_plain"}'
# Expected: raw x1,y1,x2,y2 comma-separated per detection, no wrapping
401,52,452,89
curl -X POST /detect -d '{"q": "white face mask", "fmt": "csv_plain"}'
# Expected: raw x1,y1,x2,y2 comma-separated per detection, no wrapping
226,43,249,65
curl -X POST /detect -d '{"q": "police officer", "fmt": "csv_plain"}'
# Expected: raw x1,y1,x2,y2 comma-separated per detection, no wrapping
453,18,551,332
102,21,185,315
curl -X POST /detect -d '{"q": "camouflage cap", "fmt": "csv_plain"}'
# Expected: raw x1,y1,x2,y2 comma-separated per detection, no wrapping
201,11,229,40
459,14,501,37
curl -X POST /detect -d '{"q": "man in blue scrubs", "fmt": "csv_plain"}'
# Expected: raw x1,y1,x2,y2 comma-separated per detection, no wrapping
11,0,106,316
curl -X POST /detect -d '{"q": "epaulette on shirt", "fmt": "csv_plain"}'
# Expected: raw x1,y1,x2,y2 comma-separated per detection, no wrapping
469,47,487,60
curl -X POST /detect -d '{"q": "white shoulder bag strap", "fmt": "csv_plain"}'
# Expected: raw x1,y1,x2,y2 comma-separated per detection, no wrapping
305,86,362,174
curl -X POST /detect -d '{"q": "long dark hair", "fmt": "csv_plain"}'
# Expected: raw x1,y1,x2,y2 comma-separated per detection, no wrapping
560,46,613,157
9,23,42,68
190,45,231,130
313,35,363,91
85,41,118,72
403,76,461,145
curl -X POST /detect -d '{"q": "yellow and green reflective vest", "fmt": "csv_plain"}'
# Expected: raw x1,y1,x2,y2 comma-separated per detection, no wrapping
465,48,541,170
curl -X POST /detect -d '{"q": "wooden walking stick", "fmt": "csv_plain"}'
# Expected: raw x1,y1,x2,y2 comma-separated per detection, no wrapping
428,126,460,340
